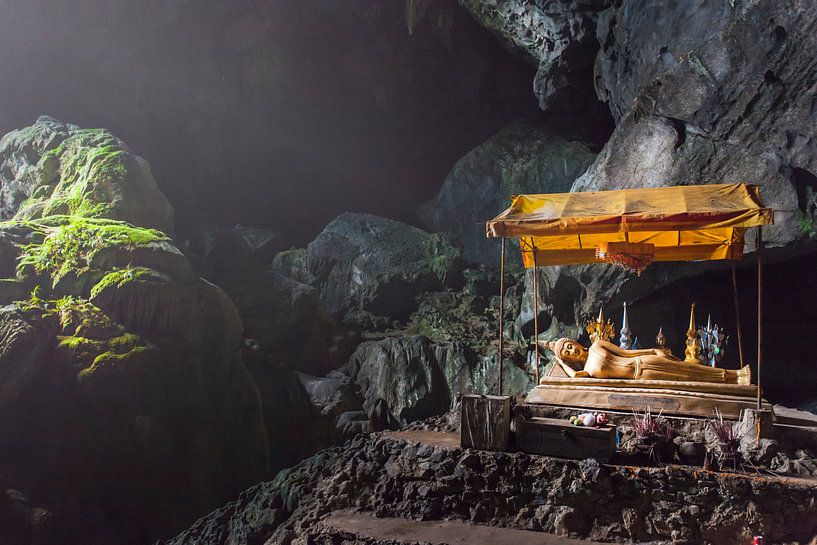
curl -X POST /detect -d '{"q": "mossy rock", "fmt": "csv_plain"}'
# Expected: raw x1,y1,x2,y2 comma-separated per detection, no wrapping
0,292,267,542
10,215,185,297
0,116,173,233
90,268,243,359
0,119,272,543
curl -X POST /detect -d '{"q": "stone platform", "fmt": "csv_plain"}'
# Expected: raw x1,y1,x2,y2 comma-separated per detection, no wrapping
162,430,817,545
527,378,771,419
375,431,817,545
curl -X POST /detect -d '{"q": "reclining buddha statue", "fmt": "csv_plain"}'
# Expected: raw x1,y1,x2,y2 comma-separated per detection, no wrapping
542,338,751,385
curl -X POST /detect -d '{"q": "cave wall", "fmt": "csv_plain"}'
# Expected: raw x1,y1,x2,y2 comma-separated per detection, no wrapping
0,0,538,246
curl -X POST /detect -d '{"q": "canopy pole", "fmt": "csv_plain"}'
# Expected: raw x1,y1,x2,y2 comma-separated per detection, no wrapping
498,238,506,396
532,249,540,385
756,225,764,411
731,261,745,367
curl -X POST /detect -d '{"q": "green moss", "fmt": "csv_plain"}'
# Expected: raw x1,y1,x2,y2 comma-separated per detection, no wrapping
422,232,460,282
76,341,151,381
17,130,131,222
90,267,158,299
58,335,103,361
16,216,168,287
17,292,122,338
15,287,151,379
797,211,817,239
58,332,145,362
91,345,149,367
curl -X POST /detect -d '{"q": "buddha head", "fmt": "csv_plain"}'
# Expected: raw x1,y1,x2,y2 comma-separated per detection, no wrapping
546,338,589,365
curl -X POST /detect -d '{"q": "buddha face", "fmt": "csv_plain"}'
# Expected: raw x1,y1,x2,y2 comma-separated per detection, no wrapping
557,339,588,364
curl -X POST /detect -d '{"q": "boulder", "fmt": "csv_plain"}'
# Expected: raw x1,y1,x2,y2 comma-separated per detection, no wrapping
242,353,317,474
0,299,269,544
306,213,461,319
343,335,531,426
593,1,729,122
343,336,449,426
0,119,272,544
418,119,596,266
210,260,351,375
296,371,376,437
0,116,174,233
225,271,320,353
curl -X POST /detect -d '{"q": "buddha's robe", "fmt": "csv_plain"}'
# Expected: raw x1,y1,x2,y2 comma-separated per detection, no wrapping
583,340,751,385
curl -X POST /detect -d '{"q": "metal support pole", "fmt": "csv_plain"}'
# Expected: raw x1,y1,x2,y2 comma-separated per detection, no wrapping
498,238,506,396
532,249,540,385
756,225,763,411
731,261,745,367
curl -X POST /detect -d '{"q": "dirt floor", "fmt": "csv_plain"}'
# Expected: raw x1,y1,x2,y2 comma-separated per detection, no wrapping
321,510,612,545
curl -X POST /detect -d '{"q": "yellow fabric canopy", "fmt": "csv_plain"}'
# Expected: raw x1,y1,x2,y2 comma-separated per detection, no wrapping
486,183,773,267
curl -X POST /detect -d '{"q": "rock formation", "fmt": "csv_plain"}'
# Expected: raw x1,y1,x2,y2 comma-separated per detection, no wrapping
418,119,596,266
306,213,462,320
161,431,817,545
0,117,270,544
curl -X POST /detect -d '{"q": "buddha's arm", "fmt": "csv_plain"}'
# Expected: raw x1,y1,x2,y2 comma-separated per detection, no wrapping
595,340,680,360
594,340,663,357
555,360,589,378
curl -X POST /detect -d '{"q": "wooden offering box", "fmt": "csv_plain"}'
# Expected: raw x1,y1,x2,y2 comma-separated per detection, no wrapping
514,417,617,463
461,394,512,451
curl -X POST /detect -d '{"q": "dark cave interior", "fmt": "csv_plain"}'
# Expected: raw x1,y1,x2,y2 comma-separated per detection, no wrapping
0,0,584,246
1,2,817,544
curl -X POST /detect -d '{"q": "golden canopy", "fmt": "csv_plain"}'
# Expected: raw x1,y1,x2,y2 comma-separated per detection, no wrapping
486,183,774,267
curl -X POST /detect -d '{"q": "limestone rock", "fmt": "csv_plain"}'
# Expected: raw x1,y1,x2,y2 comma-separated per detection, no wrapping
418,119,596,266
0,298,269,543
209,252,351,375
226,271,319,353
271,248,314,286
579,0,817,248
344,335,531,426
0,306,55,409
243,355,318,474
460,1,608,110
0,119,272,543
343,336,449,426
306,213,461,319
0,116,174,233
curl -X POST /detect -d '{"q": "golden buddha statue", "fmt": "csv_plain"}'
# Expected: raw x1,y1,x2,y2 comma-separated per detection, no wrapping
543,337,751,385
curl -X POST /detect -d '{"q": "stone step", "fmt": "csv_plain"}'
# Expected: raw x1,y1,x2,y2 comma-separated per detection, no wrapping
314,510,614,545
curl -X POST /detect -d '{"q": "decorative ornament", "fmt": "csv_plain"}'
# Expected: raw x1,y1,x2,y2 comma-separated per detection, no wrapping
585,307,615,343
698,314,729,367
619,302,632,349
595,241,655,276
684,303,701,364
656,326,671,355
631,336,641,350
